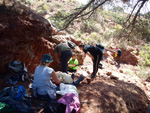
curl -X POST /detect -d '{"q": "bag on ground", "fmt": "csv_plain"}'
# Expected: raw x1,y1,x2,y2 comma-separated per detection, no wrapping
0,85,32,113
67,41,76,49
56,83,78,96
44,99,66,113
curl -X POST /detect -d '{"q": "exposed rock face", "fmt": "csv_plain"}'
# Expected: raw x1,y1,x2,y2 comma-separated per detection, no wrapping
0,3,51,74
104,47,139,65
0,2,83,74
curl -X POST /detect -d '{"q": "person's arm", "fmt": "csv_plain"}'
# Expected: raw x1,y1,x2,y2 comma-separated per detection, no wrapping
68,63,76,67
51,71,61,84
86,52,94,60
55,52,60,64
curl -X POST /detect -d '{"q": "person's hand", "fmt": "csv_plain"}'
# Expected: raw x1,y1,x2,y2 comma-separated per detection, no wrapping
56,59,60,64
91,56,94,61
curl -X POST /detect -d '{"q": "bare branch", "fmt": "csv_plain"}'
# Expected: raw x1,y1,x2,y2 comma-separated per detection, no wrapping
59,0,110,31
131,0,147,26
77,0,107,18
81,10,96,20
127,0,148,39
126,0,140,25
59,0,95,31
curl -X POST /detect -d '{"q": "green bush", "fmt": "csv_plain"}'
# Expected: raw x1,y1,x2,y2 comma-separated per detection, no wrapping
51,11,67,29
139,44,150,66
80,19,99,33
104,30,112,41
124,69,135,76
135,66,150,80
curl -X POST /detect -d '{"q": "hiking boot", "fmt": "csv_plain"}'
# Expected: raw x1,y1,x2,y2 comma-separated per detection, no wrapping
86,77,94,84
71,73,75,80
73,75,84,86
91,73,96,78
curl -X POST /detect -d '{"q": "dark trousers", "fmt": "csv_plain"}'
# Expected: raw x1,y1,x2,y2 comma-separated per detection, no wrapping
60,50,72,73
91,54,102,78
68,68,77,72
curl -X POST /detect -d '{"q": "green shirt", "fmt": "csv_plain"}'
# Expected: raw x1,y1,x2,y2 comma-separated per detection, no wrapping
68,58,78,70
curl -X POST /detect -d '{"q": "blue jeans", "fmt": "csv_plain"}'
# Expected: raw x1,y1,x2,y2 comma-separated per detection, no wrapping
60,50,72,73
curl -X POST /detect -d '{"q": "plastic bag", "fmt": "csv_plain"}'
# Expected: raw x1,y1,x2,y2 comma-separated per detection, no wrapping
56,83,78,97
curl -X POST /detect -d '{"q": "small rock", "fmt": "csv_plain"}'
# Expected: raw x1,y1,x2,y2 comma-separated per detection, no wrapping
119,70,123,73
110,62,115,65
86,78,92,84
81,67,84,69
144,82,149,86
86,71,91,74
106,72,112,76
110,75,119,80
146,77,150,82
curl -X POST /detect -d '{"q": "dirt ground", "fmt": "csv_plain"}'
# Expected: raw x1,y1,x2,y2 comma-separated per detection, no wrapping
0,55,149,113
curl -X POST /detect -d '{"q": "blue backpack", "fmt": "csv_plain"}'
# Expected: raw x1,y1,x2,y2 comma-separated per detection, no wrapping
13,85,26,101
0,85,32,113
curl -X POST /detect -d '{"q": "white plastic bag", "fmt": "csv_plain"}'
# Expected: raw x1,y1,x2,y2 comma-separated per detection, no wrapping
56,83,78,96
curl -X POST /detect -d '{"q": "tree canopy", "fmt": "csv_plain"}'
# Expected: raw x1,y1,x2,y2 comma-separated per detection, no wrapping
60,0,150,30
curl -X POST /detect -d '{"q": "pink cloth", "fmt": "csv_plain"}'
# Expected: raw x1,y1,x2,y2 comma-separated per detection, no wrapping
57,93,80,113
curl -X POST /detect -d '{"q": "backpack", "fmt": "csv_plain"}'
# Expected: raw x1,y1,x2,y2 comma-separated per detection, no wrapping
8,61,28,83
8,60,27,75
44,99,66,113
67,41,76,49
0,85,33,113
96,44,105,50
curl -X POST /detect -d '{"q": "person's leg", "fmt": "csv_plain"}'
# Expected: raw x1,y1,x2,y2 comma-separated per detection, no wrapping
37,93,51,100
73,75,85,86
61,50,72,73
91,58,97,78
91,55,99,78
68,68,76,72
95,54,101,75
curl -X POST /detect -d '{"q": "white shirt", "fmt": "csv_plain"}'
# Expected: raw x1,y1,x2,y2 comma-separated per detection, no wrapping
32,65,57,99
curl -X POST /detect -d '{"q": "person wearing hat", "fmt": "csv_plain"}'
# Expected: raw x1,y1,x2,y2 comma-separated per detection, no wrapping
55,43,72,73
79,44,103,78
32,54,62,100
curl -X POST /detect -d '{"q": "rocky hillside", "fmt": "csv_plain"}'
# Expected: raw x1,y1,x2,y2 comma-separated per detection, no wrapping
0,0,150,113
0,0,84,74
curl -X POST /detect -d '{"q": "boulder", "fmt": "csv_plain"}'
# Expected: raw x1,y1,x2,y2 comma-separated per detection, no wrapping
0,2,84,74
106,47,139,65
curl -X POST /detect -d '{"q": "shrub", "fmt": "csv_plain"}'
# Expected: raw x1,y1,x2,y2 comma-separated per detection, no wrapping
139,44,150,67
124,69,135,76
51,11,67,29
